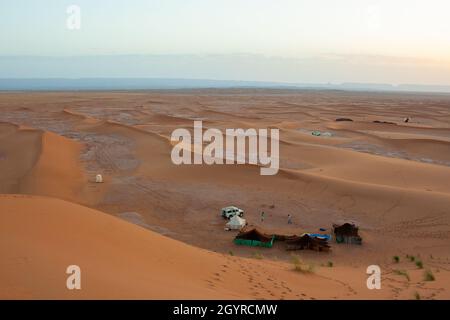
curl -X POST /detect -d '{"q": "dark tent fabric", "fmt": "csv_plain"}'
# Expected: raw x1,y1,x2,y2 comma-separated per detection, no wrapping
333,223,362,244
333,223,359,236
285,234,330,252
235,228,273,242
234,228,275,248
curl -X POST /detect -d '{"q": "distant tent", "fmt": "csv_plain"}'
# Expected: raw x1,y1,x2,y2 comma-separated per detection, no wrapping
285,234,331,252
335,118,353,122
312,131,333,137
333,223,362,245
373,120,395,125
95,174,103,183
226,215,246,230
234,228,274,248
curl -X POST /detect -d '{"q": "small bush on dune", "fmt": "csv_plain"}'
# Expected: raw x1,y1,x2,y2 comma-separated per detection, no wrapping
394,269,410,281
292,256,315,274
228,250,234,256
415,260,423,269
253,252,264,260
294,263,315,274
414,292,421,300
424,270,435,281
327,261,333,267
393,256,400,263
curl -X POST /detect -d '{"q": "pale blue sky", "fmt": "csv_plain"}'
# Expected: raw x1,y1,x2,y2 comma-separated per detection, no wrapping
1,0,450,84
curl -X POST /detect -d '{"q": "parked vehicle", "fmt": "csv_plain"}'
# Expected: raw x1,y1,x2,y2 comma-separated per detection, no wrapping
221,206,244,219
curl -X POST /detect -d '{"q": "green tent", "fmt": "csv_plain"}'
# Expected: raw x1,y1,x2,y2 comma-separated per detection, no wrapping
234,229,275,248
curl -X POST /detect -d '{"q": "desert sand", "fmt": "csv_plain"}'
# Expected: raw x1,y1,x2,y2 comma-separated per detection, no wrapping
1,89,450,299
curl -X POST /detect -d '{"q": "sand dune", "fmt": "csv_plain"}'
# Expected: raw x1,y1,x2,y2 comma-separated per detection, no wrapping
1,90,450,299
20,131,87,203
2,194,448,299
0,194,367,300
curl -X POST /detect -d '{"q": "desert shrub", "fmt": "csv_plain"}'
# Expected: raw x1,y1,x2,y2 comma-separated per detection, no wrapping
393,256,400,263
415,260,423,269
327,261,333,267
228,250,234,256
414,292,421,300
424,270,435,281
253,252,264,260
394,269,410,281
292,256,315,274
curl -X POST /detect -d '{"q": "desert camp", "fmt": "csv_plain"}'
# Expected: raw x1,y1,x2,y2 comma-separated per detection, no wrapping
223,204,366,253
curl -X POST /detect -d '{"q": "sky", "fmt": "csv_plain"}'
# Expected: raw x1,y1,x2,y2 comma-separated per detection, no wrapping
1,0,450,85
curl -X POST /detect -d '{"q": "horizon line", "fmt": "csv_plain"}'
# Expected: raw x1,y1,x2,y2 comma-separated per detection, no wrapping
1,78,450,94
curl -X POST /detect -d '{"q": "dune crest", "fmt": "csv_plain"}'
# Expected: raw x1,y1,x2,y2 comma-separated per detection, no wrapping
19,131,87,202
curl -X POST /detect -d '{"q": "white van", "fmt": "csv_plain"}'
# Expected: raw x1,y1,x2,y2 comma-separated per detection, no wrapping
221,206,244,219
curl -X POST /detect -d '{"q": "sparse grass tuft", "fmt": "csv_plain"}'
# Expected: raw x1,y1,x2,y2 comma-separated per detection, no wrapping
424,270,435,281
228,250,234,256
408,255,416,262
415,260,423,269
414,292,421,300
292,256,315,274
327,261,333,267
253,252,264,260
393,256,400,263
393,269,410,281
294,263,315,274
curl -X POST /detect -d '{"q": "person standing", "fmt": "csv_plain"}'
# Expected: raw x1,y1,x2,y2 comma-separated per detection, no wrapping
287,214,292,225
260,211,265,223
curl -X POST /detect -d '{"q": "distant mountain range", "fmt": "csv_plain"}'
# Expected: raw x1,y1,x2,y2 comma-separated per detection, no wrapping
1,78,450,93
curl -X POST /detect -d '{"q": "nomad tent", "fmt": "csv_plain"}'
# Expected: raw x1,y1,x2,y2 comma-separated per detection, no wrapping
335,118,353,122
234,229,275,248
225,215,246,230
285,234,331,252
311,131,333,137
333,223,362,245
